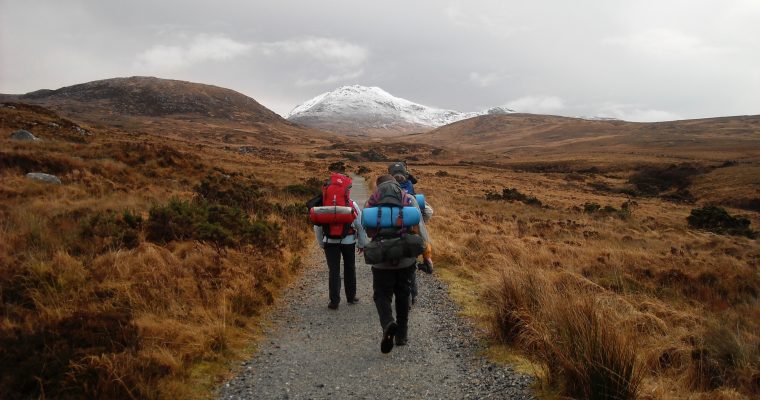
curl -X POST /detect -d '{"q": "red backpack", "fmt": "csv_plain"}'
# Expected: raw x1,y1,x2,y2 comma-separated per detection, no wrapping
309,173,357,239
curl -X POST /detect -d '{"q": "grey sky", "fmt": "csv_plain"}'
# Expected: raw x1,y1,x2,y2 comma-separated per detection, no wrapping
2,0,759,121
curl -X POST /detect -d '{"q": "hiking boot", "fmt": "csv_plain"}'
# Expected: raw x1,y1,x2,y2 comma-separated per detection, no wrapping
381,322,398,353
418,259,434,274
327,302,339,310
347,297,360,304
395,325,408,346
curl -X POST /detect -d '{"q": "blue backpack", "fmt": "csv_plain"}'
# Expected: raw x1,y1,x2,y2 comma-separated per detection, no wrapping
399,179,415,195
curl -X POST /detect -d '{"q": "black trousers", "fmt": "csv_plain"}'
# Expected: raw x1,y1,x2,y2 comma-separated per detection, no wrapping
410,269,418,298
372,265,415,330
324,243,356,304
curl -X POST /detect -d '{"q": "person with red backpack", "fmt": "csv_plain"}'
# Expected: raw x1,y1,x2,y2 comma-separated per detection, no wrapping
362,174,430,353
311,173,367,310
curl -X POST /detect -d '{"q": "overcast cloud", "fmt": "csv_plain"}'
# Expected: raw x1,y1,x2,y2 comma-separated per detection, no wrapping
1,0,759,121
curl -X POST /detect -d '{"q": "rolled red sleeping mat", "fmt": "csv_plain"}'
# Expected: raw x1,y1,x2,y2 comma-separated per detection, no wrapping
309,206,355,224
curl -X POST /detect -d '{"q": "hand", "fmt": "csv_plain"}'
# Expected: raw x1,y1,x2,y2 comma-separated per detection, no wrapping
357,247,364,255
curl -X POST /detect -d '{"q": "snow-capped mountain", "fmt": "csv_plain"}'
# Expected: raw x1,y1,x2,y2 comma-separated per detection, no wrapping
286,85,515,136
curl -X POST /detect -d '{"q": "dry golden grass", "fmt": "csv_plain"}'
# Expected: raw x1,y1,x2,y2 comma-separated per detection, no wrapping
0,104,333,399
355,158,759,399
417,162,759,399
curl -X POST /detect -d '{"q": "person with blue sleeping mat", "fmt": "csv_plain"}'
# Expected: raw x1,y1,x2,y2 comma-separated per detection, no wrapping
363,174,431,353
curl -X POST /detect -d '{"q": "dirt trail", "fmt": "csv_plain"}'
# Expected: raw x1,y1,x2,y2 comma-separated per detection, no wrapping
218,174,533,399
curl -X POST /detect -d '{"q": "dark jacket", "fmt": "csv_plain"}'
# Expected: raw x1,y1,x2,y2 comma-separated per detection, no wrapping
363,181,429,270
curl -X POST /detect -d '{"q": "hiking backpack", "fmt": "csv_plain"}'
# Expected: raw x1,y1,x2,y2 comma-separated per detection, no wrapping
308,173,356,239
362,180,425,264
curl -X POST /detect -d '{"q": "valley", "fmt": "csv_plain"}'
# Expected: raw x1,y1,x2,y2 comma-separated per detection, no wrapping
1,77,758,399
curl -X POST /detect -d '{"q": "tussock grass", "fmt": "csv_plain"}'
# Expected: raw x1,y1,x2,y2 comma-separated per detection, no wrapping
485,266,642,399
401,162,760,399
0,106,320,399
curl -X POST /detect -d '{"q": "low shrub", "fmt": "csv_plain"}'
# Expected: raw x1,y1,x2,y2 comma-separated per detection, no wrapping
736,198,760,212
146,198,283,252
565,172,586,181
283,184,319,197
146,198,205,243
328,161,347,173
588,181,614,192
582,202,633,220
583,202,601,214
283,177,323,198
78,210,142,253
356,165,371,175
485,188,543,207
662,188,696,203
360,149,388,162
687,205,756,238
628,163,704,196
194,173,263,212
0,151,83,175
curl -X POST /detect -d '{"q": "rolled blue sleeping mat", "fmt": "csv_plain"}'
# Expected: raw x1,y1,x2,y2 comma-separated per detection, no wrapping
362,206,421,228
415,194,425,210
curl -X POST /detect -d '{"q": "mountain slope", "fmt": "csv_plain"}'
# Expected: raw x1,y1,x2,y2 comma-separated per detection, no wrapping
401,113,760,162
287,85,514,136
5,76,280,123
1,77,335,147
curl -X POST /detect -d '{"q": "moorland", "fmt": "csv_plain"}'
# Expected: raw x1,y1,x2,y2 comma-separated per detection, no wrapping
1,77,758,399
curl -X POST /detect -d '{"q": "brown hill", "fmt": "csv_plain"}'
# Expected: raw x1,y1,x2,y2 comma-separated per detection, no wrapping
6,76,278,122
1,77,335,148
403,113,760,160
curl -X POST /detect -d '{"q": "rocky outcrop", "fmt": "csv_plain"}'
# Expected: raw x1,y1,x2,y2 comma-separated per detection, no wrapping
26,172,61,184
10,129,41,141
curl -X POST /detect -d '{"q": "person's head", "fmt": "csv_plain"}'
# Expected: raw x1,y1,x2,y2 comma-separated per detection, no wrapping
388,162,408,177
376,174,395,186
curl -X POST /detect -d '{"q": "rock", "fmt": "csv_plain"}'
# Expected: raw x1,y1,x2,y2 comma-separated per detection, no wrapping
10,129,41,141
73,126,92,136
26,172,61,184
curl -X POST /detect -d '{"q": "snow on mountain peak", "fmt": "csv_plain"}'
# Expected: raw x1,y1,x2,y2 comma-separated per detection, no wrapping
286,85,516,135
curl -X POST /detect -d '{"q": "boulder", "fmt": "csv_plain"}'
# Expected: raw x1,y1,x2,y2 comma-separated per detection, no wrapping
10,129,41,141
26,172,61,184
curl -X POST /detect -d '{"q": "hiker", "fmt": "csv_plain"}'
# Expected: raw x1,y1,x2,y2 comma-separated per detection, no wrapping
363,174,430,353
388,162,435,304
311,173,367,310
388,161,417,194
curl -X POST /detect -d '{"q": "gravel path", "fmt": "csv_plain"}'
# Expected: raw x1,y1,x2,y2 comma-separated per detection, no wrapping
218,175,533,399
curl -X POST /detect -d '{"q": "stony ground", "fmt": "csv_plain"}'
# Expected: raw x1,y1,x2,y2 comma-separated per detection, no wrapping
218,175,534,399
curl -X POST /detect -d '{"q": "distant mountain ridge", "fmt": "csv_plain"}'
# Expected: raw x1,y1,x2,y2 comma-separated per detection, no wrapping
286,85,515,136
400,112,760,159
2,76,282,124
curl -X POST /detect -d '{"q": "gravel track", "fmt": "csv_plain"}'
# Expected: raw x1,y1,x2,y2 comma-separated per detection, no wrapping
218,175,533,399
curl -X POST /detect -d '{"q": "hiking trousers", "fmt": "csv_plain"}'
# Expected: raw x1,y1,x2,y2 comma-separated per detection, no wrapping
324,243,356,304
372,265,415,330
